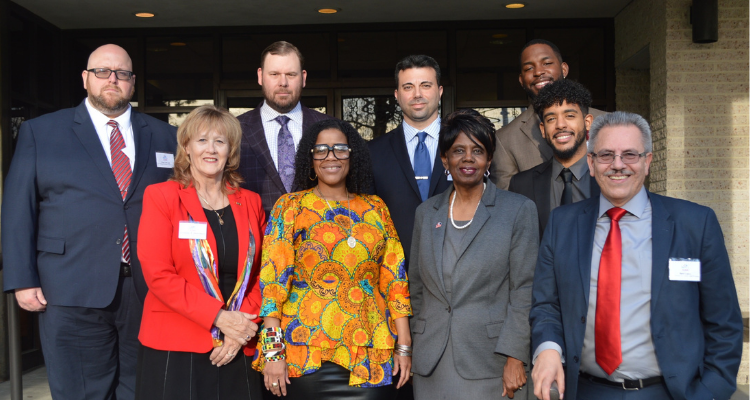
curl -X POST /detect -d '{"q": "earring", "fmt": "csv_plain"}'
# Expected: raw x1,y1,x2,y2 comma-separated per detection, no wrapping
444,169,450,176
309,171,317,181
484,170,490,178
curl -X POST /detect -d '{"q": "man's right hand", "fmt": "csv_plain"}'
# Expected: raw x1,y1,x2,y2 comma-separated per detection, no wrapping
15,287,47,312
532,349,566,400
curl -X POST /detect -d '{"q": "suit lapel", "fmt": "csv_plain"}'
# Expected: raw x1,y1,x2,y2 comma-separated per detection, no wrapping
431,189,451,299
578,198,599,304
242,105,286,193
648,193,673,311
519,107,553,161
72,102,123,199
452,186,494,265
534,161,552,228
428,149,446,197
126,111,153,202
179,187,219,270
390,126,422,199
229,190,252,275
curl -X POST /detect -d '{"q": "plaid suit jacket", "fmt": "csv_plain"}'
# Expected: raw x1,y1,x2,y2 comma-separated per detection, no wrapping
237,101,332,216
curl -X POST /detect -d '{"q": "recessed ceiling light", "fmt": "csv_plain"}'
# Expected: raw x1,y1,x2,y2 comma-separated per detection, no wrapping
505,3,525,8
318,8,340,14
134,12,155,18
170,42,187,46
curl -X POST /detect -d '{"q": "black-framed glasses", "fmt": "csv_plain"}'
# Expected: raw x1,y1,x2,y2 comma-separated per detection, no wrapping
590,151,648,164
87,68,134,81
311,144,351,160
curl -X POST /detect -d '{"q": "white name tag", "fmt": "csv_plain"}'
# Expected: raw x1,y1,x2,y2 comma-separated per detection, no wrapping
156,152,175,168
178,221,207,240
669,258,701,282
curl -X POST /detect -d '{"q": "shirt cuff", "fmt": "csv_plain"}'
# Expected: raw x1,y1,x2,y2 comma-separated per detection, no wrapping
532,342,565,365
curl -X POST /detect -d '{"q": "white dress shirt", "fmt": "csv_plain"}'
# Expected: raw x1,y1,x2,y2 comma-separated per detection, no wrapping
260,101,303,169
402,117,441,171
85,98,135,170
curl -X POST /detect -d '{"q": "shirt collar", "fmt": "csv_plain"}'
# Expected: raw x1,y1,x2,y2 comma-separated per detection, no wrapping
260,100,303,126
552,155,590,181
402,117,441,142
598,185,649,219
85,97,132,132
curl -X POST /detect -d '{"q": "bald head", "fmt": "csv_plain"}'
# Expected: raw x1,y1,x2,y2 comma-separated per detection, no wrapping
82,44,135,118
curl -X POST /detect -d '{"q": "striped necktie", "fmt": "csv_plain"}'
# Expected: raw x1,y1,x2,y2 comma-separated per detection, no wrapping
108,120,132,264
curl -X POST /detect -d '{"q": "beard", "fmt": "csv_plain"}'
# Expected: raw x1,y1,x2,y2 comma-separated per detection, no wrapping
263,85,301,114
89,86,132,116
549,129,587,161
524,85,538,101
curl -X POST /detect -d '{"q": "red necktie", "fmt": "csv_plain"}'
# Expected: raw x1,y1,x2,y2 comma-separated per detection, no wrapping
595,207,627,375
108,120,132,264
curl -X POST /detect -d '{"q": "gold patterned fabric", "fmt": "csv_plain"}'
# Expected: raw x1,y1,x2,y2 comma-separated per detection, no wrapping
252,189,411,387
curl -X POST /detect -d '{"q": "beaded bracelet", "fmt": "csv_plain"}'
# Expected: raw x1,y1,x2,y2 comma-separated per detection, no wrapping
262,342,285,351
265,353,286,363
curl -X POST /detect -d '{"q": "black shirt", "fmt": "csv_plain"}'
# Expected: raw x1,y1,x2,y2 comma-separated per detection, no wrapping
203,205,239,301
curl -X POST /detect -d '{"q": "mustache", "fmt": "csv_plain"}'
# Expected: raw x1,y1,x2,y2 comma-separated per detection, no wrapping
603,169,634,177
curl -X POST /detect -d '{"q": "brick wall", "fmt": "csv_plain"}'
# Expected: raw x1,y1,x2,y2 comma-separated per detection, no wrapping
617,0,749,385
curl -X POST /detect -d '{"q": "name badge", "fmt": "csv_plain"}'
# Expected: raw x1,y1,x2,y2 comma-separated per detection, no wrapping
178,221,207,240
156,152,175,168
668,258,701,282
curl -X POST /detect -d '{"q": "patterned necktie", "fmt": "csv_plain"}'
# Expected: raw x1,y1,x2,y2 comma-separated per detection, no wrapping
561,168,574,205
595,207,628,375
414,131,431,202
108,120,132,264
275,115,295,193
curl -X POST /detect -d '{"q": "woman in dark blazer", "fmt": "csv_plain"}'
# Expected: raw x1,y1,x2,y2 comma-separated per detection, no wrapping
409,109,539,399
136,105,265,399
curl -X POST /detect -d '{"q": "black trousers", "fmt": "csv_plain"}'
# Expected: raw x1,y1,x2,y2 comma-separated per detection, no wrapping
273,362,395,400
39,276,141,400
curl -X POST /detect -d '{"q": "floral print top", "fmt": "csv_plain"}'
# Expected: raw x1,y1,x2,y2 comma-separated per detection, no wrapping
252,189,411,387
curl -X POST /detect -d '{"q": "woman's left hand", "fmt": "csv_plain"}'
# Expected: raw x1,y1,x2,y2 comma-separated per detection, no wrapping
210,337,243,367
501,356,527,399
392,354,412,389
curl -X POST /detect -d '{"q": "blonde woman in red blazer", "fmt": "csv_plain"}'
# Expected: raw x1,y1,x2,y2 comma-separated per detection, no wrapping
136,105,265,400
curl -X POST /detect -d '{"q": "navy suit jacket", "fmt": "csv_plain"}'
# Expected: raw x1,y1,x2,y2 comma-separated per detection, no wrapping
530,192,743,400
2,101,177,307
368,125,451,269
236,102,332,216
508,158,600,238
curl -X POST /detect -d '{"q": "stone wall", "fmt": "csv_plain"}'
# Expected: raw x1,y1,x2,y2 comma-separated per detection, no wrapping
616,0,749,385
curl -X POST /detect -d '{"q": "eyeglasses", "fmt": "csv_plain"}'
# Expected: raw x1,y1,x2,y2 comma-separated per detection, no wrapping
311,144,351,160
87,68,134,81
590,151,648,164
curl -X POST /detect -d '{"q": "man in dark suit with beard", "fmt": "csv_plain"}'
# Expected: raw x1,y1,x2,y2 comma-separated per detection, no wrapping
237,41,332,215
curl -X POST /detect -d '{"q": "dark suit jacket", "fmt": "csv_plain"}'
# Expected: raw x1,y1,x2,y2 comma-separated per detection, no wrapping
236,102,332,216
508,158,600,237
410,185,538,379
491,107,606,190
368,125,451,268
2,101,178,307
138,182,264,356
530,193,743,400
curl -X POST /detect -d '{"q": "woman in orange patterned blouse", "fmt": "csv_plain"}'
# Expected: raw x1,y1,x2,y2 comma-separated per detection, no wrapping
253,119,412,399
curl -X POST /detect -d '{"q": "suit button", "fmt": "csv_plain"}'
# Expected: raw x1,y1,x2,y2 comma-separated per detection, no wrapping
124,205,129,210
574,356,579,363
116,239,122,244
446,306,451,312
581,317,586,323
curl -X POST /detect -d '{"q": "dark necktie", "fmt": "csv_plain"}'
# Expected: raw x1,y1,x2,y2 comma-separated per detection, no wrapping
275,115,295,192
108,120,132,264
561,168,574,205
595,207,628,375
414,131,431,202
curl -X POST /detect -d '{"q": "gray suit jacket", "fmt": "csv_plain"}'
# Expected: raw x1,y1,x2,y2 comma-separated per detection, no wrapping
490,106,607,190
409,184,539,379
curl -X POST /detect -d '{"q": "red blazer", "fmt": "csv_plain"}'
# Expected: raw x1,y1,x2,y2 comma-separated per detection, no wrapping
138,180,265,356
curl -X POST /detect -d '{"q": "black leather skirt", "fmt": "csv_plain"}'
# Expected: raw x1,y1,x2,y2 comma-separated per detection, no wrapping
283,362,395,400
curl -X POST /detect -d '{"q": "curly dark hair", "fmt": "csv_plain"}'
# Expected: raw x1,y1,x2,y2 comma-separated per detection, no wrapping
439,109,497,160
533,79,592,122
293,119,373,194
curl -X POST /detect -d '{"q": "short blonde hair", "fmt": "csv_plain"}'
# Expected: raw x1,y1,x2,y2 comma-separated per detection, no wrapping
171,105,244,192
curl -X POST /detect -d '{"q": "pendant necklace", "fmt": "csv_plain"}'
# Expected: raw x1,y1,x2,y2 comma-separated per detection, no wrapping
197,191,225,225
317,187,356,248
449,182,486,230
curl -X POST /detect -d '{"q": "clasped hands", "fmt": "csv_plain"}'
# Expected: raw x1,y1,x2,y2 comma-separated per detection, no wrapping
211,309,258,367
